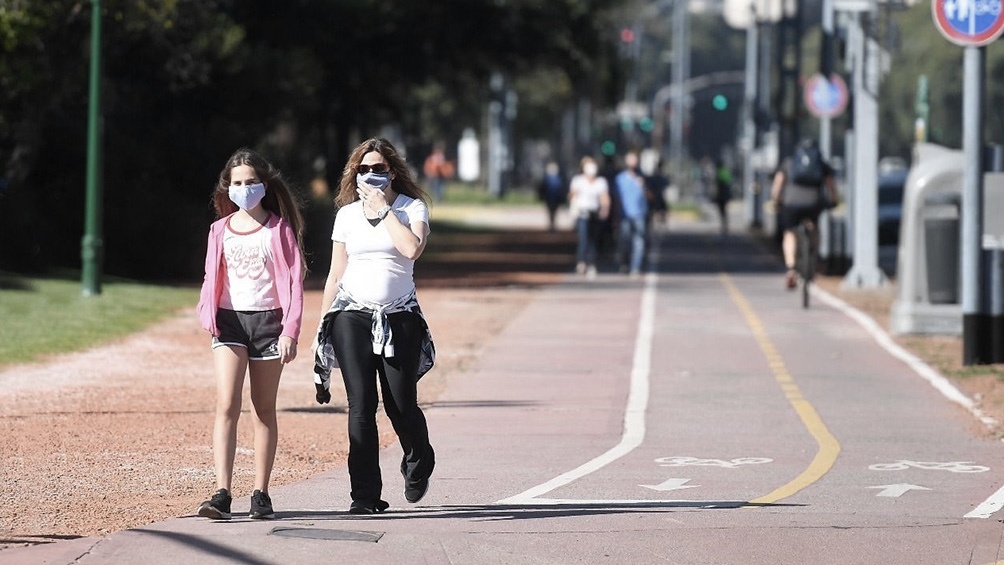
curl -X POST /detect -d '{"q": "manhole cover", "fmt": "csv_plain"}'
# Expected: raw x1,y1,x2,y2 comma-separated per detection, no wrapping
269,527,383,543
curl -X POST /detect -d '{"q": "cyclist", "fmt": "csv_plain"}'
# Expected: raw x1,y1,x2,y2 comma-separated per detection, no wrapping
770,139,838,289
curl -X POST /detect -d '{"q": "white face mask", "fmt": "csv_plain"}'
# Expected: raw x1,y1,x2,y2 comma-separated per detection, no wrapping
583,164,598,177
228,182,266,210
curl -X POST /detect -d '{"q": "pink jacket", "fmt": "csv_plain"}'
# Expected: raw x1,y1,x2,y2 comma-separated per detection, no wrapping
196,213,303,341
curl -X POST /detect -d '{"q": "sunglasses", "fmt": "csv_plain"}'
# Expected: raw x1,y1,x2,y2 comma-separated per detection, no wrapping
357,163,390,175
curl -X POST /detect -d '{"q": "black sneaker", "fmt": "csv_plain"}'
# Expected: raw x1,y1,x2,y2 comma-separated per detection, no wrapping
249,489,274,520
404,477,429,504
197,488,232,520
348,499,389,514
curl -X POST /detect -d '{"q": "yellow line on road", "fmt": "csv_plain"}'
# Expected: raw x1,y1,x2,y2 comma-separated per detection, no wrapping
719,273,841,505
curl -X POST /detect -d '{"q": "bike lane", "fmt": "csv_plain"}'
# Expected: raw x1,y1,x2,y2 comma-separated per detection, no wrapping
12,222,1004,565
490,227,1004,564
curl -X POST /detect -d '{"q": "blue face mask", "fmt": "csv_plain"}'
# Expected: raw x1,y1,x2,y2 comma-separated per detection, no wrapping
228,182,266,210
356,172,391,190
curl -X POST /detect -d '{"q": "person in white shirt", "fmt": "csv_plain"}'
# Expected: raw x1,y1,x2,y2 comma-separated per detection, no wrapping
568,156,611,278
312,138,436,514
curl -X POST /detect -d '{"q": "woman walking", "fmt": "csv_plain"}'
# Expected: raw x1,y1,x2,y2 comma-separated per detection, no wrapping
568,156,610,278
313,138,436,514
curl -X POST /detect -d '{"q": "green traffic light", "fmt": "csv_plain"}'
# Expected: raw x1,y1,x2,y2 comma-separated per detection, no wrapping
639,117,654,133
601,141,616,156
712,94,728,111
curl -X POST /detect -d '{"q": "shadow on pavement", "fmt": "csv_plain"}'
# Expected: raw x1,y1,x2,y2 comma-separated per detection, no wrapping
276,500,801,523
127,528,274,565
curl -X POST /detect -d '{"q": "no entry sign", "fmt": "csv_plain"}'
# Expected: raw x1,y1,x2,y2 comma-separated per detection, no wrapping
803,73,849,118
933,0,1004,46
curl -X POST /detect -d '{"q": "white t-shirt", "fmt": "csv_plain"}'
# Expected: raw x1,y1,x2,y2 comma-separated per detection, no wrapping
332,194,430,304
569,174,608,217
220,218,280,311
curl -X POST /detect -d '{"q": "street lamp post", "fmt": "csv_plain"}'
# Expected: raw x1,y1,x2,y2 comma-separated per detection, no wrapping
81,0,104,296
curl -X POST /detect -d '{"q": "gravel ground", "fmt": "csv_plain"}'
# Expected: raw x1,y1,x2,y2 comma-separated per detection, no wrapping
0,220,576,550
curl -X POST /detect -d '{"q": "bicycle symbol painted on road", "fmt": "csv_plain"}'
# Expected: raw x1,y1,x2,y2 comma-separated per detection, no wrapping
868,460,989,473
655,456,773,469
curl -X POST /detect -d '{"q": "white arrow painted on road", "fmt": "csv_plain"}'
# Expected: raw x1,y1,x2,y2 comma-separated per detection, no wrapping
867,484,932,497
640,478,699,492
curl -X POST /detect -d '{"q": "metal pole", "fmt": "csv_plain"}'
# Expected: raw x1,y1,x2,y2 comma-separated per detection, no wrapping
961,46,986,365
82,0,103,296
670,0,688,184
742,9,758,229
842,10,887,289
755,18,772,232
819,0,834,160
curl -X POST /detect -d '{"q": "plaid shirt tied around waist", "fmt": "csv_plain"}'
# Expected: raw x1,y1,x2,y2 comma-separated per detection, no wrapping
313,287,436,394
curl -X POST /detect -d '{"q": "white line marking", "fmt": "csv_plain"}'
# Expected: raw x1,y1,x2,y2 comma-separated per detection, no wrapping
655,456,773,468
496,272,657,505
811,286,997,429
867,483,932,497
811,286,1003,518
965,484,1004,519
640,478,699,492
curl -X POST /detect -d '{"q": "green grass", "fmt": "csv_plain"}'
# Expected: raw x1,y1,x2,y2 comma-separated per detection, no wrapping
0,272,198,366
440,182,539,205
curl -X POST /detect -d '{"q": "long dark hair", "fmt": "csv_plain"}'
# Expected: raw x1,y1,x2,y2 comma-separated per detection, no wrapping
212,148,306,266
335,138,428,208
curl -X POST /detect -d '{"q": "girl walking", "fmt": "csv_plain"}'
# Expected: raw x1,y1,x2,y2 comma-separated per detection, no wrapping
312,138,436,514
196,148,305,520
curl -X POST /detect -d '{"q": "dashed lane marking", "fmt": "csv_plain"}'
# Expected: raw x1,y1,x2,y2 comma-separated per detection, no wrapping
719,273,842,506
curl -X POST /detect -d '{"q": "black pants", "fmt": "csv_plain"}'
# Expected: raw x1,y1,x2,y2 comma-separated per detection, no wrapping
331,310,434,503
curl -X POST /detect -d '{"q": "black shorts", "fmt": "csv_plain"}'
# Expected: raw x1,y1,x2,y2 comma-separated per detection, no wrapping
211,308,282,360
780,204,824,231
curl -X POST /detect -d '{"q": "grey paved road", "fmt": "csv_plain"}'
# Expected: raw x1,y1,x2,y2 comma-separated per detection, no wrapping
8,217,1004,564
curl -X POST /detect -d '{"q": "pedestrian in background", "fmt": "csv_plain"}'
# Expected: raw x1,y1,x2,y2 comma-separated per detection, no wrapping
645,158,670,230
537,160,566,232
313,138,437,514
196,148,306,521
714,159,733,235
423,144,452,202
568,156,610,279
615,151,649,278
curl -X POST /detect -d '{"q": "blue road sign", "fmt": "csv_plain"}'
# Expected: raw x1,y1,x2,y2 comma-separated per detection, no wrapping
803,74,848,118
933,0,1004,46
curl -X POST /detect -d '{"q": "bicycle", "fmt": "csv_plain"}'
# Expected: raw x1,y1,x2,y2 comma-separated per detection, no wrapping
793,218,817,309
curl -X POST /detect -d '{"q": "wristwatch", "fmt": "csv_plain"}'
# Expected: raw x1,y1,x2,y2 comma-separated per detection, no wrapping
376,205,392,220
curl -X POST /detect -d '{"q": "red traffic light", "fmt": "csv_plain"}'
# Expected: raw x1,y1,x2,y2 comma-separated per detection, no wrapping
620,28,636,43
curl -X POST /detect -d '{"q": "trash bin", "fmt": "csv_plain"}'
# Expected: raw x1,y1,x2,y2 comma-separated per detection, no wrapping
924,193,960,304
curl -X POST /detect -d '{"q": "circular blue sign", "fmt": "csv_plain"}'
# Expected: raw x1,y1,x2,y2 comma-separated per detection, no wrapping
933,0,1004,46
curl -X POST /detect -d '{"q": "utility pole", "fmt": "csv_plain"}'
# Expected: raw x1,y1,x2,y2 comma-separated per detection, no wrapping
82,0,104,296
961,47,986,364
842,8,888,289
670,0,690,182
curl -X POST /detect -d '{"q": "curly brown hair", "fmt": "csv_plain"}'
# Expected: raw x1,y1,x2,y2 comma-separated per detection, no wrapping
335,138,428,208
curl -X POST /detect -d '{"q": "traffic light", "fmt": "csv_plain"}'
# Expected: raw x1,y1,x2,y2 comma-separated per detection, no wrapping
639,117,654,133
601,140,617,157
712,94,728,111
620,28,636,43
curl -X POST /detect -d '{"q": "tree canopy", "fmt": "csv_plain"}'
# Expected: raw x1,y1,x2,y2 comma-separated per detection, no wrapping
0,0,625,279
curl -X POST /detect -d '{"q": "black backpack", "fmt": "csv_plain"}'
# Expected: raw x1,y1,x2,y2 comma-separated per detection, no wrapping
790,143,825,186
